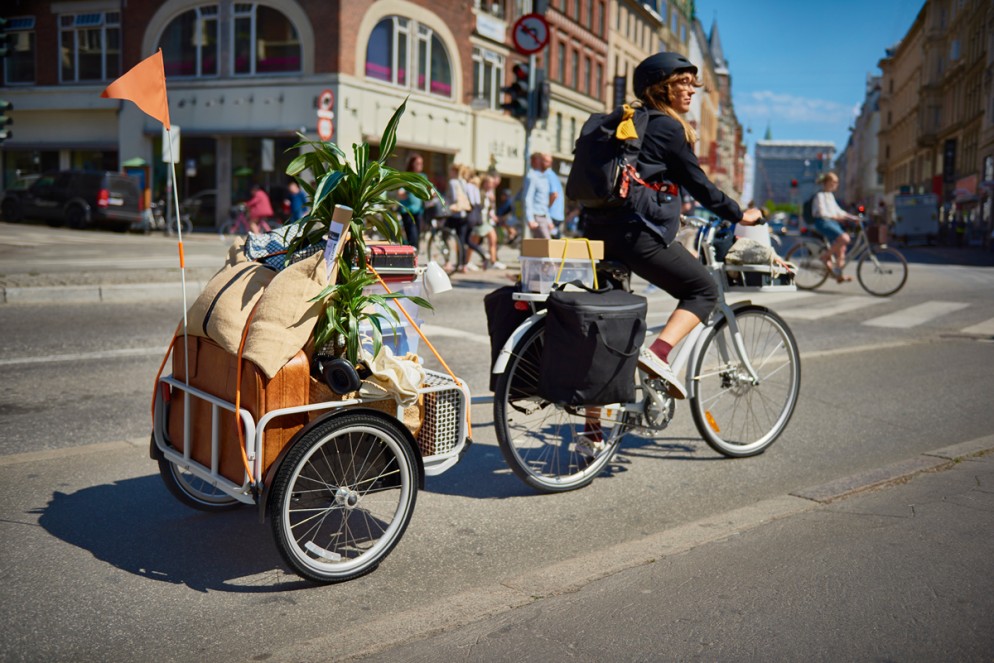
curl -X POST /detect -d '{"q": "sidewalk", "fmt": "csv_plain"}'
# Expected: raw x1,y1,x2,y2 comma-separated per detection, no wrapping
0,224,523,304
347,438,994,661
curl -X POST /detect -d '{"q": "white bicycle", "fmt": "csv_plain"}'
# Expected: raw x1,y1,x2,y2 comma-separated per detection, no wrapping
492,216,802,493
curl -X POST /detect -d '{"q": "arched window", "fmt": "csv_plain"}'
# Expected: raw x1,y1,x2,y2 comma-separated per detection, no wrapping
233,3,301,75
365,16,452,98
159,5,219,77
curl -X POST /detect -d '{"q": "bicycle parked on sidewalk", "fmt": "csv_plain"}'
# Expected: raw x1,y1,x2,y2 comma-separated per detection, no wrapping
785,211,908,296
137,199,193,236
491,216,802,493
424,214,464,273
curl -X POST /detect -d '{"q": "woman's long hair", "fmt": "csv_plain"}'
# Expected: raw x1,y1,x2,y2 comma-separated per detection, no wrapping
640,72,702,145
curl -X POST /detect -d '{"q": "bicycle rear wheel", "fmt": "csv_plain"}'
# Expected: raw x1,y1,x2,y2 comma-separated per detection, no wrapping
426,228,461,273
857,246,908,296
690,306,800,458
493,319,628,493
784,238,830,290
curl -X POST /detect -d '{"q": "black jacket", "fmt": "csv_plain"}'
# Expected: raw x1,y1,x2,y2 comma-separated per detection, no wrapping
586,111,742,245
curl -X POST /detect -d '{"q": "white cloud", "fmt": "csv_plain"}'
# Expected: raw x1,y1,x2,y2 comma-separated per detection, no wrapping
737,90,854,126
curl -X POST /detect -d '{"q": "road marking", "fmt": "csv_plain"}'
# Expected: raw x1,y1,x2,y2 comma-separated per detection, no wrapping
863,301,969,328
779,295,885,320
420,324,490,345
0,346,167,367
959,317,994,336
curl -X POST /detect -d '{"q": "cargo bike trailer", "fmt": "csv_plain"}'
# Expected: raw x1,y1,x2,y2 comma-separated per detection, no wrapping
151,347,472,584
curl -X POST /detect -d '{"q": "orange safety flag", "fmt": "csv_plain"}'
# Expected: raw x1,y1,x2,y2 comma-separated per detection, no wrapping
100,49,170,130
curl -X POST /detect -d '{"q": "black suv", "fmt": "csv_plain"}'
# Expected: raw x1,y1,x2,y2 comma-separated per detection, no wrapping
1,170,142,231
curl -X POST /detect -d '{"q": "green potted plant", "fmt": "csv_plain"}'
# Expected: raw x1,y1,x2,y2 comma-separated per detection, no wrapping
284,99,437,368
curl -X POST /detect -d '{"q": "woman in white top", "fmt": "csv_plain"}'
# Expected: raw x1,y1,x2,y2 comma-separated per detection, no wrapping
811,171,859,282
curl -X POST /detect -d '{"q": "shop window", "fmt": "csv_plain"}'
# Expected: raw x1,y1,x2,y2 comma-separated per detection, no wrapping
472,47,505,110
365,17,452,99
233,4,301,75
160,6,219,77
3,17,35,84
59,11,120,82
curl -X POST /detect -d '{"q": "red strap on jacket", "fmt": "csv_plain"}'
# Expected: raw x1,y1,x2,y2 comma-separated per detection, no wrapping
619,163,679,199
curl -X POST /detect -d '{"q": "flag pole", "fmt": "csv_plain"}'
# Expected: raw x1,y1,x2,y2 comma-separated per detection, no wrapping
165,128,190,387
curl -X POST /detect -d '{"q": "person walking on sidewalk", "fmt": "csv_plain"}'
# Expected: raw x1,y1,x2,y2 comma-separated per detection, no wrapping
543,153,565,238
522,153,553,239
581,52,764,400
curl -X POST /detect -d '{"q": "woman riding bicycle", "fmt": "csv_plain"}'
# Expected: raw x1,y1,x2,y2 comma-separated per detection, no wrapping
582,52,764,400
811,171,860,283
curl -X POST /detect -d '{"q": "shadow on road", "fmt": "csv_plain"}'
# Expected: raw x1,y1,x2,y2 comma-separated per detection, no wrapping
35,476,312,593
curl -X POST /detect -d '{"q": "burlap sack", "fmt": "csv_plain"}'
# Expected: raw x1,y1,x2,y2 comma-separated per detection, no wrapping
242,251,328,379
184,261,276,354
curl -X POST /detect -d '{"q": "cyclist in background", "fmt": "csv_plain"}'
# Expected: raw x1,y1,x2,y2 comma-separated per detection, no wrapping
244,183,274,234
812,171,860,282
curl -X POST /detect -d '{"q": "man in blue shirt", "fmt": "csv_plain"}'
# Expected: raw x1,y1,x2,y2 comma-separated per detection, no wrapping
523,153,552,239
542,153,565,238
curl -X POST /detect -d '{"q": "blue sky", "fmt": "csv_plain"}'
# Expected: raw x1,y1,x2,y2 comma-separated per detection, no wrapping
693,0,925,155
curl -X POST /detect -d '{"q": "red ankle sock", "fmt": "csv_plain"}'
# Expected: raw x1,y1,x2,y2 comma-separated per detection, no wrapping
650,339,673,363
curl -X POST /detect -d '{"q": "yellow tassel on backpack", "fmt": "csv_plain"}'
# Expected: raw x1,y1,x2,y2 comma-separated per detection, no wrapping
615,104,639,141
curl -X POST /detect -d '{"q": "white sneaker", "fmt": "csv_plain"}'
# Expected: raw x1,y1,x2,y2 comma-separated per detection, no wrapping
492,261,507,270
637,349,687,399
576,423,607,460
464,262,480,272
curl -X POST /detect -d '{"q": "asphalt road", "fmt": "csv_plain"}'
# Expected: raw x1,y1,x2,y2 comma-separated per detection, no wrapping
1,222,993,661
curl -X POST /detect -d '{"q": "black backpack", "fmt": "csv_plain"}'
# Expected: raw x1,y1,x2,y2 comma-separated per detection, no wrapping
566,105,656,209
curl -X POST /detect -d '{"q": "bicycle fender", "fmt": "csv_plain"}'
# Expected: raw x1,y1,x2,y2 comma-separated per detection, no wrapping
491,309,546,377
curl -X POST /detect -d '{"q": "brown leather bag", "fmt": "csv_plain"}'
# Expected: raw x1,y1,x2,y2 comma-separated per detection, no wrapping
166,335,310,484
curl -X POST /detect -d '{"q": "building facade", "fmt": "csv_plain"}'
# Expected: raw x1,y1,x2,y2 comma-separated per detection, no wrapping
1,0,747,226
753,141,835,209
876,0,993,246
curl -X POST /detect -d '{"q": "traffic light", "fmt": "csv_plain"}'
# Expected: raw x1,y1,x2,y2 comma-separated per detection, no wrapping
501,63,529,120
0,100,12,144
535,73,550,122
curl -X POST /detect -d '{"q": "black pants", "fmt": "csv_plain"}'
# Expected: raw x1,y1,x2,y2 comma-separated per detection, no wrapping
401,210,421,248
585,221,717,321
450,215,487,266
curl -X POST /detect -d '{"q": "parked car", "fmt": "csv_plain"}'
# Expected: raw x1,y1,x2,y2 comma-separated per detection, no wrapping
0,174,41,222
182,189,218,228
2,170,143,231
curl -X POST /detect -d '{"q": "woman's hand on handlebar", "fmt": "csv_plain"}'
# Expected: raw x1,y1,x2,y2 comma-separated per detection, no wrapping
739,207,765,225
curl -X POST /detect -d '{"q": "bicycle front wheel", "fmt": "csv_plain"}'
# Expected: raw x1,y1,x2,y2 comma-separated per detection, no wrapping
493,319,628,493
426,229,460,273
857,246,908,296
268,412,418,583
784,238,829,290
690,306,801,458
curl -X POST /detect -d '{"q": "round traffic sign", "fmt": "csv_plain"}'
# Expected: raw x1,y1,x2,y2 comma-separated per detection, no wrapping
316,88,335,141
512,13,550,55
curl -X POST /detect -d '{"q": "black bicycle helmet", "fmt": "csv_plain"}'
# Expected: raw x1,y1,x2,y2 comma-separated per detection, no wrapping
633,52,698,99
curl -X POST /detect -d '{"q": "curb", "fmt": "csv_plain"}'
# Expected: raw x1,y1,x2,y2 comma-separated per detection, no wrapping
2,282,208,305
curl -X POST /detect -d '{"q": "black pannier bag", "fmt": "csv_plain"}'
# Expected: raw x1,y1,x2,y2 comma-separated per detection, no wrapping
538,284,648,406
484,284,540,391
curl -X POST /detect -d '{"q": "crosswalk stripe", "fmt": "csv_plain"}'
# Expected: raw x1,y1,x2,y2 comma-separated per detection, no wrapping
959,317,994,336
779,295,885,321
863,301,969,328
